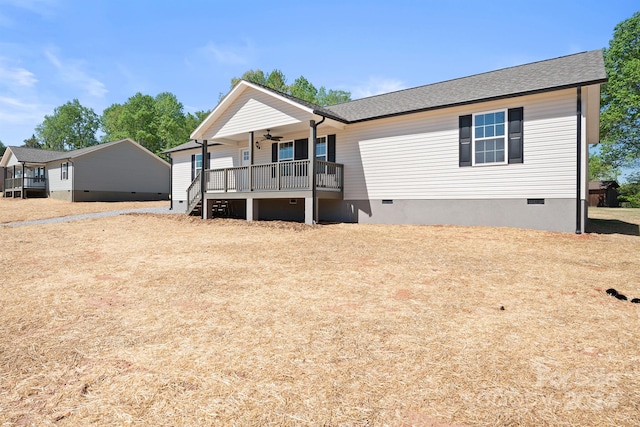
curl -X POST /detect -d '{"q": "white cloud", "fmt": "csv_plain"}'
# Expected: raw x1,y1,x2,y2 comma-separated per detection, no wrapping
0,59,37,88
195,40,254,66
44,49,108,98
351,77,407,99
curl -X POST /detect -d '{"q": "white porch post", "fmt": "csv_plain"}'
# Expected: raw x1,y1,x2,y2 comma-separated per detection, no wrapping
247,197,259,221
248,131,253,191
304,197,313,225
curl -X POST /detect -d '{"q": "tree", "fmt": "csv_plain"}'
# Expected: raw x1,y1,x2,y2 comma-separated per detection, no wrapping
589,150,620,181
231,69,266,88
618,173,640,207
185,110,211,137
101,92,191,153
264,69,288,93
154,92,188,149
316,87,351,106
35,99,100,151
599,12,640,168
289,76,318,103
23,134,41,149
0,140,5,157
230,69,351,106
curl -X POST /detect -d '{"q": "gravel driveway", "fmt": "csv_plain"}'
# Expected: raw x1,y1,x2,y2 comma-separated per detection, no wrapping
1,205,182,227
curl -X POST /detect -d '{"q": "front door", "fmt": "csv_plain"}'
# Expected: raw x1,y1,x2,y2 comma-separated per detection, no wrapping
241,149,250,166
239,149,250,190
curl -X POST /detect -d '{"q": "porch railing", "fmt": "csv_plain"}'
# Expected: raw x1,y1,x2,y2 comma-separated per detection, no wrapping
202,160,343,193
24,177,47,189
4,176,47,190
186,171,202,213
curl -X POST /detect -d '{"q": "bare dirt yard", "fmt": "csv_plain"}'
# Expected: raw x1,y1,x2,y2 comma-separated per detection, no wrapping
1,201,639,426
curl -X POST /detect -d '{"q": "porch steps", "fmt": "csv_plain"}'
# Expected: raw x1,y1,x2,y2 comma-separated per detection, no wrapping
189,200,231,218
189,200,202,216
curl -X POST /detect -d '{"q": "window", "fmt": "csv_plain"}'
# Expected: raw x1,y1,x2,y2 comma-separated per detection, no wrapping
61,162,69,180
191,153,209,180
459,108,523,167
474,111,506,164
278,141,294,162
316,136,327,162
35,167,45,182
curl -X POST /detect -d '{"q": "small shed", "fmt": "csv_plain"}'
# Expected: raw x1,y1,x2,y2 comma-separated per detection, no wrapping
589,181,620,207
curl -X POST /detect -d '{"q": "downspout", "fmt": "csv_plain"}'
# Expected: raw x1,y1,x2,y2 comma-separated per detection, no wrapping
21,162,25,199
311,116,326,224
169,155,173,210
201,140,208,219
575,86,582,234
69,159,75,202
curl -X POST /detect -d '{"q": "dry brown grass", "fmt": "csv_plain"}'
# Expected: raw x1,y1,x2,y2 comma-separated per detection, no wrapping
1,204,639,426
0,198,168,223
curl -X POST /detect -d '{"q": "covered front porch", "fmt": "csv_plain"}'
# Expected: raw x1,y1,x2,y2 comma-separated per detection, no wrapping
3,164,47,198
182,79,350,224
187,158,344,223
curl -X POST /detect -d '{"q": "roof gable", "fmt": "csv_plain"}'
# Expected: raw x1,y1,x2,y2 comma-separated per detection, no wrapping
191,81,319,141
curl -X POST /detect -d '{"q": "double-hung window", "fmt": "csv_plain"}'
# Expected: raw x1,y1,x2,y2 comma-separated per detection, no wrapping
278,141,294,175
315,137,327,162
459,107,523,167
61,162,69,180
474,110,506,165
191,153,202,180
278,141,294,162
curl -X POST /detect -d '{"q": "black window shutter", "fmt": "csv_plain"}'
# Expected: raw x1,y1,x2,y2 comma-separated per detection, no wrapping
191,154,195,180
459,115,472,167
508,107,524,164
207,152,211,169
294,138,308,160
327,134,336,162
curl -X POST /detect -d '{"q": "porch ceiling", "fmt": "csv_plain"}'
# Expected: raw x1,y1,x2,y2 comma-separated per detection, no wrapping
207,121,344,146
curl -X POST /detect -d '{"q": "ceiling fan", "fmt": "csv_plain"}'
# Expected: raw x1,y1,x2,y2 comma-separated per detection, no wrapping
255,129,282,149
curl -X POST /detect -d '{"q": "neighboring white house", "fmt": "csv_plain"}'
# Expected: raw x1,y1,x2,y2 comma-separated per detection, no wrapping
166,50,606,233
1,138,170,201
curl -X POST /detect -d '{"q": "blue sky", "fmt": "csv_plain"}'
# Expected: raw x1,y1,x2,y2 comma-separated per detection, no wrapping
0,0,637,146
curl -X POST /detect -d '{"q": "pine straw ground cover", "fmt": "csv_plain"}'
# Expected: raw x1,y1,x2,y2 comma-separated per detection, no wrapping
1,212,640,426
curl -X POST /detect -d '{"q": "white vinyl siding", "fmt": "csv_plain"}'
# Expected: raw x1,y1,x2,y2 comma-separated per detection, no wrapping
337,88,580,200
171,145,239,203
47,161,73,192
5,151,20,167
202,89,310,140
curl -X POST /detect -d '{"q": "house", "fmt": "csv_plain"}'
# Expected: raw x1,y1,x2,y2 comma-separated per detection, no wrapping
589,181,620,207
167,50,606,233
1,138,170,201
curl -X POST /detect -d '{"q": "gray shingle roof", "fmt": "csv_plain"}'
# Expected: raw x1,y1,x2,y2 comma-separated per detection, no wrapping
7,139,145,163
6,146,66,163
164,140,220,153
325,49,606,122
